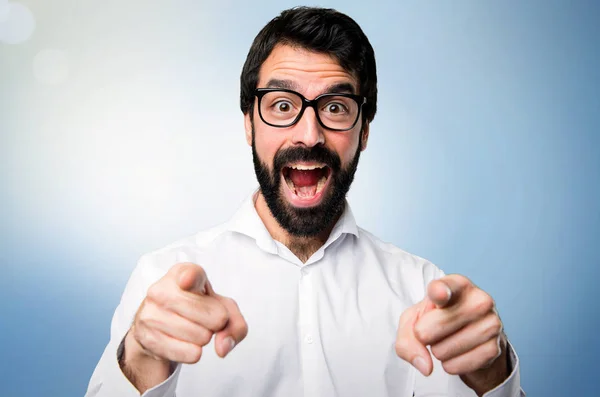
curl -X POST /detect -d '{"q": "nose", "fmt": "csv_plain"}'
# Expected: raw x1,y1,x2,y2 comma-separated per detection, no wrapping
291,106,325,147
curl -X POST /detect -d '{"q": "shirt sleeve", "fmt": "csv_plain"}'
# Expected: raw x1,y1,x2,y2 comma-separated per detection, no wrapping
84,255,182,397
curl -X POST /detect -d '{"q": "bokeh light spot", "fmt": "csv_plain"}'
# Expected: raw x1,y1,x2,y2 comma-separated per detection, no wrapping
0,2,35,44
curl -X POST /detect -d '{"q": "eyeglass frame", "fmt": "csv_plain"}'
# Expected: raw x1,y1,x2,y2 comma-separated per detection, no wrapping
254,88,367,132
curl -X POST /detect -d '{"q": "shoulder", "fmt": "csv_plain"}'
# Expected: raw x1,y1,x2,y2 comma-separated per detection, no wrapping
134,222,233,281
356,227,440,271
355,226,445,299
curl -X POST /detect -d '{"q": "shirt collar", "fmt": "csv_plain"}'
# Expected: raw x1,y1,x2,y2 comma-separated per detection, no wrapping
226,188,359,254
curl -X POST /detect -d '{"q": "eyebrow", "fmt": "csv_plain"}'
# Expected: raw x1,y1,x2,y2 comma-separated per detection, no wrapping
323,82,356,95
264,79,357,95
265,79,299,90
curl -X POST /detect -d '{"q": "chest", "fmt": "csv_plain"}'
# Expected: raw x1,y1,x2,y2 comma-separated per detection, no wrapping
176,246,418,397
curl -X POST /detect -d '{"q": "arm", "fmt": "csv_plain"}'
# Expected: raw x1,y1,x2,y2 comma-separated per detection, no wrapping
84,256,182,397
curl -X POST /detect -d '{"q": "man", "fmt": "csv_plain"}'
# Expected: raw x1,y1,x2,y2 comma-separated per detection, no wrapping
86,7,523,397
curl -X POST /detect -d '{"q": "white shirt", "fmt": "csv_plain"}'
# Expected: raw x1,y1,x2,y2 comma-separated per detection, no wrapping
86,191,524,397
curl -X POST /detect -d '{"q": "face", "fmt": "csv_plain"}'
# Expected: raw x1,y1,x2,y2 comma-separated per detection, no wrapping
245,44,370,237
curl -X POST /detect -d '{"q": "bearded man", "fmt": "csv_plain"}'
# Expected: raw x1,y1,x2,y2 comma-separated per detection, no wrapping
86,7,523,397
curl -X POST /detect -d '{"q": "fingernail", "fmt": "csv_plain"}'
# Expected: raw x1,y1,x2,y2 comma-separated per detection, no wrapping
222,337,235,356
412,356,428,376
444,285,452,301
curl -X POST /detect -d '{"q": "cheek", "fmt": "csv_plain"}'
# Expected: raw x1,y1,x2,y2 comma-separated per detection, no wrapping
254,127,286,162
329,132,360,166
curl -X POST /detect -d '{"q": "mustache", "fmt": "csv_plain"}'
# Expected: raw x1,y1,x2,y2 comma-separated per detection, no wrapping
273,146,341,173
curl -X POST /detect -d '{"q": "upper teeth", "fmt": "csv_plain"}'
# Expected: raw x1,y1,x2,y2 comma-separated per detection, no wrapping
289,164,324,170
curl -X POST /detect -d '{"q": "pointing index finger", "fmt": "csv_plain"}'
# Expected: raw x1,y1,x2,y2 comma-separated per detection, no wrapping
176,263,211,296
427,274,472,308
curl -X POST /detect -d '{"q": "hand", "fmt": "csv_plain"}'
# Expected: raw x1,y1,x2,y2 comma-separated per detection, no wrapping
127,262,248,365
395,275,508,395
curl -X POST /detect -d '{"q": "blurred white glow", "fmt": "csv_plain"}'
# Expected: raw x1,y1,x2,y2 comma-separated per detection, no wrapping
10,65,253,274
33,49,70,85
0,0,10,22
0,2,35,44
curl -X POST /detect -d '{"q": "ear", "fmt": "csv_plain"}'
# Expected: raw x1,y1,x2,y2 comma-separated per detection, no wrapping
360,122,370,151
244,113,253,146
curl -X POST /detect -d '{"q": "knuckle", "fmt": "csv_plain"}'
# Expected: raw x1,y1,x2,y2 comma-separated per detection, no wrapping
451,274,472,290
430,342,449,362
186,345,203,363
441,360,459,375
214,311,229,329
191,265,207,282
472,291,494,314
487,316,503,337
131,325,144,344
196,328,213,346
136,312,150,328
481,359,494,369
485,339,502,360
413,323,430,344
238,320,249,340
209,305,229,329
189,262,206,277
147,283,168,304
138,329,158,354
199,300,229,330
430,343,444,360
136,304,154,327
456,274,470,286
230,318,249,341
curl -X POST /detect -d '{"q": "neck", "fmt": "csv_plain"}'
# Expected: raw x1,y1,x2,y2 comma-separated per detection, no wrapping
254,192,340,263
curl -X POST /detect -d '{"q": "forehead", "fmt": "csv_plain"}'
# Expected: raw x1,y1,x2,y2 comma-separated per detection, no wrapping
257,44,358,94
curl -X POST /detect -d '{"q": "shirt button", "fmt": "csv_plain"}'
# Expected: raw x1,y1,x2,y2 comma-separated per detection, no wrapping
305,334,314,344
301,268,309,276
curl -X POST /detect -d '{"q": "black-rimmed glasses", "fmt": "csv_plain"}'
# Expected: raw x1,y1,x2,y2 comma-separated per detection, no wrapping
254,88,366,131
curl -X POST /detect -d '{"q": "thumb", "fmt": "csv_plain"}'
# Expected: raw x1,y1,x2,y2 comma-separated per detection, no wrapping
213,295,248,358
175,263,210,295
395,300,434,376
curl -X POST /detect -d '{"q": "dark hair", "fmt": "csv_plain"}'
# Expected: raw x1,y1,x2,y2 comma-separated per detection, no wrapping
240,6,377,124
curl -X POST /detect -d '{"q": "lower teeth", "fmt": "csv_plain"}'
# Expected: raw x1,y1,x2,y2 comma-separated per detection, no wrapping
316,175,326,191
286,176,327,198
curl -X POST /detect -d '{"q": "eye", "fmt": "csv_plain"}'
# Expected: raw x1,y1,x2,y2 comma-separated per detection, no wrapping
324,102,348,114
274,101,293,112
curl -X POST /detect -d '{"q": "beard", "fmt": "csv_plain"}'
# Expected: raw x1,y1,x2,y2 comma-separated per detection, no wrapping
251,128,362,237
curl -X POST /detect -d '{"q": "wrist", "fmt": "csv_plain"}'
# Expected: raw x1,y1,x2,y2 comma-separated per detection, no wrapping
119,330,173,393
459,336,509,396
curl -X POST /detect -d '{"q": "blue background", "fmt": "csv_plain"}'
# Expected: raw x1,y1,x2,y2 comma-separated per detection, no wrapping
1,1,599,396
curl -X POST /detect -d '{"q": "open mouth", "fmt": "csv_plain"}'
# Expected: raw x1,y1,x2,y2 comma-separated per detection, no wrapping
282,163,331,202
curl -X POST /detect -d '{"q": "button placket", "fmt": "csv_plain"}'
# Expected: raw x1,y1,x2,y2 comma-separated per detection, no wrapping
298,266,320,397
